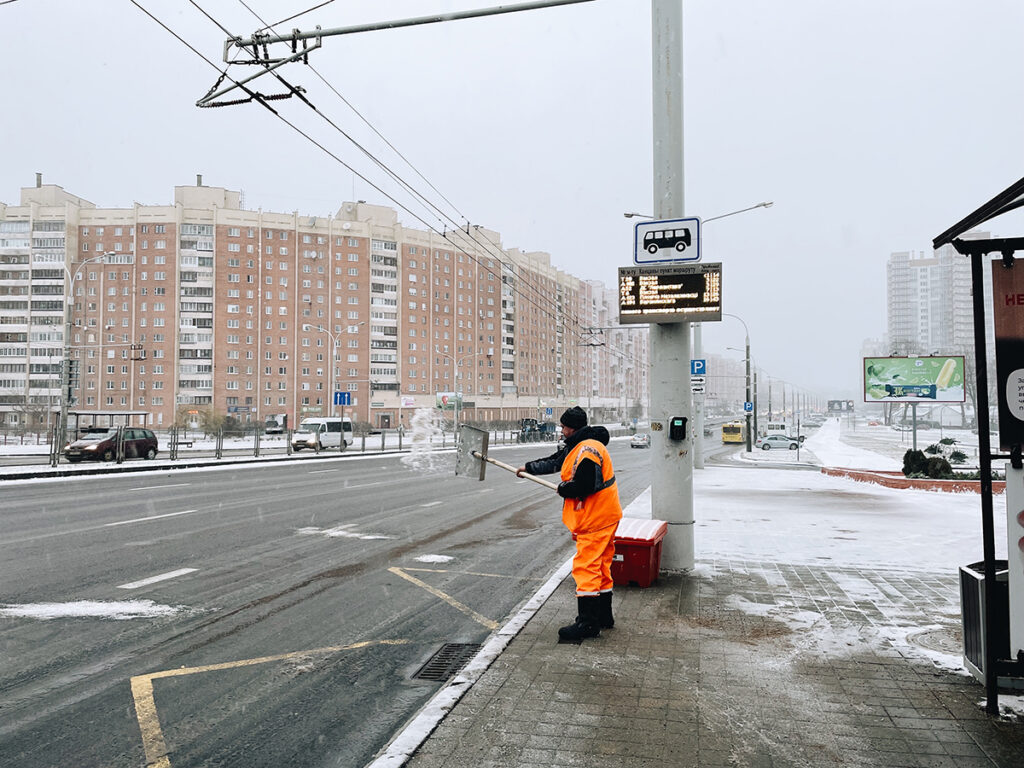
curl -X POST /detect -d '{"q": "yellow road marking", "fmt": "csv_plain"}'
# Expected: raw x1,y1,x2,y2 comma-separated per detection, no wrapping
402,567,542,580
389,567,500,630
130,638,409,768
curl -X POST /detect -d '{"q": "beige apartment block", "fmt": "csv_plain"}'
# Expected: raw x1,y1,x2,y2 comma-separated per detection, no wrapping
0,178,648,434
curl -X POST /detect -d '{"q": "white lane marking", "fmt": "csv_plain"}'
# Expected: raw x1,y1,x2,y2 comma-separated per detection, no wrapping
128,483,190,491
309,469,339,474
117,568,199,590
420,501,443,508
104,510,197,528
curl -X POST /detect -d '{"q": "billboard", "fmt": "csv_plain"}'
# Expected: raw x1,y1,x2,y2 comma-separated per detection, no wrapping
827,400,855,413
992,261,1024,451
863,356,965,403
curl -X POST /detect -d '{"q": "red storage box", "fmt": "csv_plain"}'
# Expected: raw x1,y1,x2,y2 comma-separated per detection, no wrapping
611,518,668,588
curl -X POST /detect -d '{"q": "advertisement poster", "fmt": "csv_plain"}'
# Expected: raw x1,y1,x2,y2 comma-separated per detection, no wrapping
863,356,966,403
992,261,1024,451
435,392,461,411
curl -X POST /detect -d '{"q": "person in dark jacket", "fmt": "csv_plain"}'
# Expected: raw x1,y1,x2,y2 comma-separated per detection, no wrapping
517,406,622,643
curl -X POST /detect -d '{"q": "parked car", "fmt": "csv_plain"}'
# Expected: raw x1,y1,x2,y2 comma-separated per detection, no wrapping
290,416,353,451
630,433,651,448
755,434,799,451
64,427,159,462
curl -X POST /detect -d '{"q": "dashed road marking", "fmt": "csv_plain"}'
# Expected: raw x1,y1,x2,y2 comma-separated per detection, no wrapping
104,510,197,528
117,568,198,590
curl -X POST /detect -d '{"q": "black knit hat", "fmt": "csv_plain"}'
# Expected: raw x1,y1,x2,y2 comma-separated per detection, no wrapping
560,406,587,429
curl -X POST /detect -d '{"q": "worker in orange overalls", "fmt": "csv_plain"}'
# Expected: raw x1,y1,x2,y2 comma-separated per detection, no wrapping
517,406,622,643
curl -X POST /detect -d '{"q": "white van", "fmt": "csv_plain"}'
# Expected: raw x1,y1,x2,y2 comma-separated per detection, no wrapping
291,417,353,451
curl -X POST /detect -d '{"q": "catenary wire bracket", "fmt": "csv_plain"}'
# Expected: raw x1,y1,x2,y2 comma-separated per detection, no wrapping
196,0,595,108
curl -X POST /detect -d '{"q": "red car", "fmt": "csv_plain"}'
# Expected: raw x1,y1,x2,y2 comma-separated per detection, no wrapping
64,427,159,462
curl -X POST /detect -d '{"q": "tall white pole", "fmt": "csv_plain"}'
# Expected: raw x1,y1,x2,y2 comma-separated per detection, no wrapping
694,323,704,469
651,0,693,570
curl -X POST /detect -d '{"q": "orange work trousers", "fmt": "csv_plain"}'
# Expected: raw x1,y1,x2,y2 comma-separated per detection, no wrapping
572,522,617,596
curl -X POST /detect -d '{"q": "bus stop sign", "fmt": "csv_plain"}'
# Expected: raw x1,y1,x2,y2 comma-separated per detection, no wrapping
634,217,702,264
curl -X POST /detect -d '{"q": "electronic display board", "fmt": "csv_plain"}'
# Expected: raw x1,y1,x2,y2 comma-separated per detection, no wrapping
618,263,722,324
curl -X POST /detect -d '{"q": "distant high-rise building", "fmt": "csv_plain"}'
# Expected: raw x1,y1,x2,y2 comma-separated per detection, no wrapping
886,232,992,356
884,231,997,417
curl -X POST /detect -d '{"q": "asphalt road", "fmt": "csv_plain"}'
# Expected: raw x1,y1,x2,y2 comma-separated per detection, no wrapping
0,440,654,768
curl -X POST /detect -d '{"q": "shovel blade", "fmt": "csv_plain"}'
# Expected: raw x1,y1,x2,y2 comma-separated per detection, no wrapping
455,425,489,481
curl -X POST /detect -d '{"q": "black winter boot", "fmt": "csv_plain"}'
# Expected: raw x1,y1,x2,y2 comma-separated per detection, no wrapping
558,596,602,644
597,591,614,629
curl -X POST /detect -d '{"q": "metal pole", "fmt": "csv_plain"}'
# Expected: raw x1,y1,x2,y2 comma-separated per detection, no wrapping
969,251,999,716
745,335,752,452
753,368,759,442
912,402,918,452
651,0,693,571
694,323,704,469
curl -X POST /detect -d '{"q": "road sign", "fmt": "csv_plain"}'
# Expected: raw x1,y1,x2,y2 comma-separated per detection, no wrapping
744,402,753,412
691,359,706,376
545,408,553,417
634,217,702,264
691,385,705,394
690,376,706,385
334,391,351,406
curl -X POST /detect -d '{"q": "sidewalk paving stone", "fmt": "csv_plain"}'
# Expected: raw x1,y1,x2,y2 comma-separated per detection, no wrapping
403,558,1024,768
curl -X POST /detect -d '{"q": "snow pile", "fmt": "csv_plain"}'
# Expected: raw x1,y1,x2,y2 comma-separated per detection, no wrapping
0,599,183,620
296,524,392,540
414,554,454,563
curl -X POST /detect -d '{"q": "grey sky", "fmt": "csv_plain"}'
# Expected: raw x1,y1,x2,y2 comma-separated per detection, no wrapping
2,0,1023,396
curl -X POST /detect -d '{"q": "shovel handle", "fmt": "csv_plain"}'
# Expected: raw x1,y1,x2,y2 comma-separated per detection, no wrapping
472,451,559,491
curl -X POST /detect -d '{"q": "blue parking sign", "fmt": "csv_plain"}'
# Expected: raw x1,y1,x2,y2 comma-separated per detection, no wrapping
691,359,706,376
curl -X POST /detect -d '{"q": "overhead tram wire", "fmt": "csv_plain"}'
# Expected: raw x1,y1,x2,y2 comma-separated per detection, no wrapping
224,0,597,336
258,0,338,33
150,0,630,368
137,0,628,365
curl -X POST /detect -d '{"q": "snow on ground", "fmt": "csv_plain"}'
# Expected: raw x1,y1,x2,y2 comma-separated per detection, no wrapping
0,600,184,620
802,418,902,470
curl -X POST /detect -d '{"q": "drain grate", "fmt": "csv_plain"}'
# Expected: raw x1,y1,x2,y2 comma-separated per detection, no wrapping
413,642,482,681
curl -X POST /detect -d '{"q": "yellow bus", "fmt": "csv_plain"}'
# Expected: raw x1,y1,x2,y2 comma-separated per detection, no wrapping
722,421,746,444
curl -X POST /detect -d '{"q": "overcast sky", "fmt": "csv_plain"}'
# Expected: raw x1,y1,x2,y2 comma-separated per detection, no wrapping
2,0,1023,397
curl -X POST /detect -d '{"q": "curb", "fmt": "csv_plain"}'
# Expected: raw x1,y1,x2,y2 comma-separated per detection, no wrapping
365,557,574,768
821,466,1007,494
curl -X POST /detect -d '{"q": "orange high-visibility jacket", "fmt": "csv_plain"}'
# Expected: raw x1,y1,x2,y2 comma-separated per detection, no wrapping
560,438,622,535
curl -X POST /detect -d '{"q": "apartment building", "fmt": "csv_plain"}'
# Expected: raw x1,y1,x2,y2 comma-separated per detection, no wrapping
886,232,993,356
0,178,649,432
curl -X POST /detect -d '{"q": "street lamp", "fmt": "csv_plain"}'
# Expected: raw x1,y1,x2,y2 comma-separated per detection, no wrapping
54,252,111,466
724,312,753,452
623,201,773,222
302,322,365,417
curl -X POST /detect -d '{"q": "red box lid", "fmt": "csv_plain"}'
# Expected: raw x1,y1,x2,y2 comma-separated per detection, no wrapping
614,518,668,544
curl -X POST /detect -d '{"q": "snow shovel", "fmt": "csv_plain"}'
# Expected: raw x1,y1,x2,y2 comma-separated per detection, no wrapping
455,425,558,490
